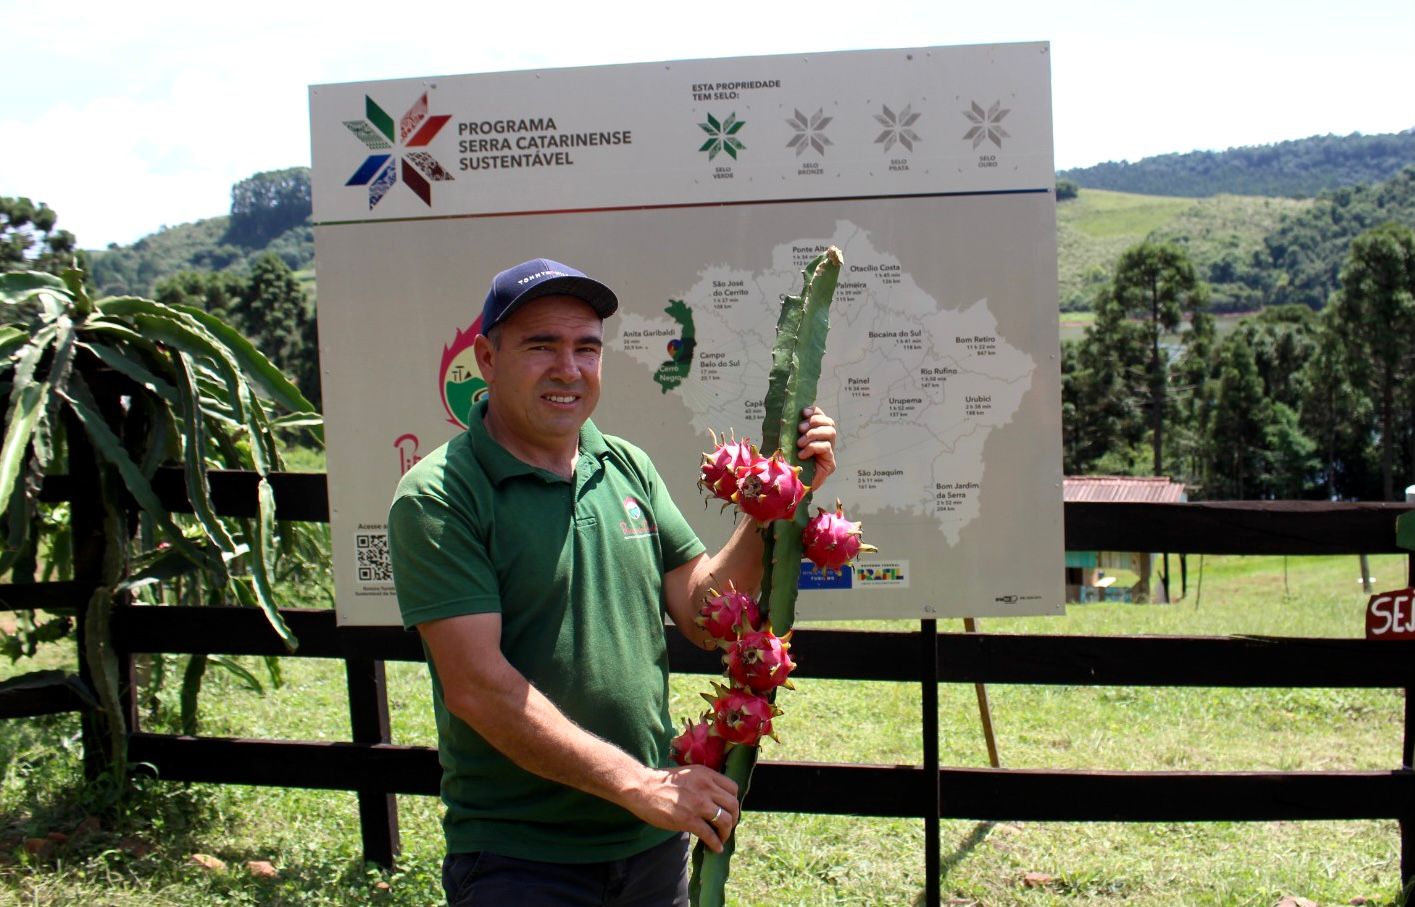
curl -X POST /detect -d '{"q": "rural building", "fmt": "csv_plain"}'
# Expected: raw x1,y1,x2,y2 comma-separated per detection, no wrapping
1064,476,1187,603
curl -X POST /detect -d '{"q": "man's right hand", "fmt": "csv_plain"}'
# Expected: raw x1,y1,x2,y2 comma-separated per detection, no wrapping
621,764,740,854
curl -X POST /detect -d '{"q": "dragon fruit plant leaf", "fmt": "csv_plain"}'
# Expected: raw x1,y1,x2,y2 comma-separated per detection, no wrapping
173,352,238,569
173,303,321,434
696,249,843,905
760,247,844,631
775,247,841,473
60,373,210,572
765,515,807,631
760,291,804,461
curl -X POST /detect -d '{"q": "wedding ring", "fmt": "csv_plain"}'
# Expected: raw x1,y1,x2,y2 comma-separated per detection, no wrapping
710,806,723,824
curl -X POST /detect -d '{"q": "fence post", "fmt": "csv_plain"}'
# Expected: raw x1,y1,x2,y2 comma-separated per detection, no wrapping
66,410,107,779
921,619,940,907
1403,554,1415,892
346,655,400,867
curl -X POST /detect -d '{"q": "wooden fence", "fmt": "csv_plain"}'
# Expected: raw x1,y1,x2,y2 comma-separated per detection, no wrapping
2,465,1414,907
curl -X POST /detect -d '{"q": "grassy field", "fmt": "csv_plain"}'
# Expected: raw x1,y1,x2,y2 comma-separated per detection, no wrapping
0,553,1409,905
1056,190,1312,312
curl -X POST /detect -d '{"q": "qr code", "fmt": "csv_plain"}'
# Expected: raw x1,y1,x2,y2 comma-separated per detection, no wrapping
356,532,392,582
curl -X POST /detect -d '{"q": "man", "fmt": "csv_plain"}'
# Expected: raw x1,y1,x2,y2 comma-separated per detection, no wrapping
388,258,836,906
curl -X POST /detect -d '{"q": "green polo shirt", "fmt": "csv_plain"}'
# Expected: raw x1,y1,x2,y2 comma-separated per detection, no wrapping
388,399,705,862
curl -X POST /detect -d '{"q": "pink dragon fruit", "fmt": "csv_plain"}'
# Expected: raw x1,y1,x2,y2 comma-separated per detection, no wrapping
696,580,763,644
732,450,808,524
699,430,758,505
724,629,795,694
703,685,781,746
802,500,877,575
669,717,727,770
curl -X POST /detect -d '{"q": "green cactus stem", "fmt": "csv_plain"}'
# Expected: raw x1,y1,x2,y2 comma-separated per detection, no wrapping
691,246,843,907
757,246,842,632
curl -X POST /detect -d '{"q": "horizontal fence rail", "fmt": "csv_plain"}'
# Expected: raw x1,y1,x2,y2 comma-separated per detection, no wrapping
36,468,1415,554
109,605,1415,843
9,467,1415,902
124,731,1415,823
110,605,1415,689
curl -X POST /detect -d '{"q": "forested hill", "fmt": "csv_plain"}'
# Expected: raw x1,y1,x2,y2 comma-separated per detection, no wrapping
1059,130,1415,198
88,167,313,296
1257,165,1415,308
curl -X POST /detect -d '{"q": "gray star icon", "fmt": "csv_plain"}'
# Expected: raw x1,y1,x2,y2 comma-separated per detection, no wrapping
874,104,922,153
963,100,1010,149
786,108,833,157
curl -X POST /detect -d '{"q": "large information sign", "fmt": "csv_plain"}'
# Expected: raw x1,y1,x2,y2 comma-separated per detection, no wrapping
309,44,1064,626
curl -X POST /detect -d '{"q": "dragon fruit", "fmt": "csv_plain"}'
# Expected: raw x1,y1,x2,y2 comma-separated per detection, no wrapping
699,430,759,505
703,684,781,746
732,450,808,524
696,580,763,644
802,500,877,574
669,717,727,770
724,629,795,694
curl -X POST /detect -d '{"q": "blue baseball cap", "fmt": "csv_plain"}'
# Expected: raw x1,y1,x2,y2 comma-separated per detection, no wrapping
482,258,618,331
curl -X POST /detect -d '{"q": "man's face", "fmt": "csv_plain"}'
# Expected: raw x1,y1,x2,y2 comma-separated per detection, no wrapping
474,295,603,454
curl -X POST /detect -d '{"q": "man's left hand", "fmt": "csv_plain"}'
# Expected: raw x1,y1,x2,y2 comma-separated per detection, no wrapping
796,406,837,491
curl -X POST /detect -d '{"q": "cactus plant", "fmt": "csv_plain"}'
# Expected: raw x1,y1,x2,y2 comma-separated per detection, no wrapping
689,247,843,907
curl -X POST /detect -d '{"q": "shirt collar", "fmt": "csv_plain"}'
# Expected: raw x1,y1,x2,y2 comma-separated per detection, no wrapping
468,398,609,485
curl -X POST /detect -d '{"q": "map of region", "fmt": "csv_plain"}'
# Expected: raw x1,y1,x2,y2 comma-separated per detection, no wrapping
651,299,696,393
610,221,1036,545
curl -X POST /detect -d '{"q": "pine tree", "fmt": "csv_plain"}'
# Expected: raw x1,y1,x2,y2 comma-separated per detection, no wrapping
1206,335,1270,498
239,253,313,395
1094,242,1209,476
1330,223,1415,499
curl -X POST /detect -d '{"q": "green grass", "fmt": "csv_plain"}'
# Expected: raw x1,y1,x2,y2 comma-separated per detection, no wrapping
1062,191,1196,240
1057,191,1194,311
1056,190,1313,312
0,554,1409,905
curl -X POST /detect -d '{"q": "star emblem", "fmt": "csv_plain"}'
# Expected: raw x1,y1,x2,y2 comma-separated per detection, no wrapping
699,113,746,161
344,93,453,208
874,104,922,153
962,100,1010,150
786,108,833,157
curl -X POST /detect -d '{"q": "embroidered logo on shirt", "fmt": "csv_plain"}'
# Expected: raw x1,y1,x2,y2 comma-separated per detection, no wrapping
620,496,658,539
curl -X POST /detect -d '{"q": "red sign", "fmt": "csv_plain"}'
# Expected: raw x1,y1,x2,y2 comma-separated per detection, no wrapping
1366,588,1415,639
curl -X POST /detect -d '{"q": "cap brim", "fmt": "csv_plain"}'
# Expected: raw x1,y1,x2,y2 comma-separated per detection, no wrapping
504,275,618,323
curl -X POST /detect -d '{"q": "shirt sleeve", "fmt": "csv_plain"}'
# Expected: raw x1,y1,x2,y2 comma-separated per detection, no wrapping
388,492,502,630
641,457,706,573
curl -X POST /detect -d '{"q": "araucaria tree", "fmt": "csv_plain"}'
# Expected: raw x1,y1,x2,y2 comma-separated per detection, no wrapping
1,198,80,276
1330,222,1415,500
1095,242,1208,476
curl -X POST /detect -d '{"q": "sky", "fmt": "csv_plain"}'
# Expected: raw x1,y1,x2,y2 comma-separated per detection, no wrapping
4,0,1412,250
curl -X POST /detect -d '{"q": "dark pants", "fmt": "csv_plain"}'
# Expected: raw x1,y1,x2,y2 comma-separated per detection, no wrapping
442,833,690,907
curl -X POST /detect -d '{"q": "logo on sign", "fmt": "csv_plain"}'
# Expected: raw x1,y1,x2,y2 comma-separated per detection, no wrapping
440,318,490,429
1366,588,1415,638
799,562,852,590
394,433,421,475
698,112,746,160
855,561,909,588
874,103,922,153
344,91,454,208
962,100,1009,149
